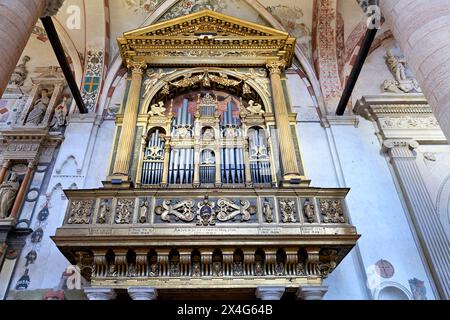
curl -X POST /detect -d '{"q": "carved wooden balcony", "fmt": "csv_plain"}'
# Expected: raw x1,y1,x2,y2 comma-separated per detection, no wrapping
52,187,359,293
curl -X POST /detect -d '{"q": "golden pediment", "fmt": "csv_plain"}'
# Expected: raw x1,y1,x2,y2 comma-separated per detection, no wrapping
118,10,296,67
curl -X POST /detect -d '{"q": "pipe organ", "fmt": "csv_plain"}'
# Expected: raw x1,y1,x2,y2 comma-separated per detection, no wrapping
141,93,271,187
54,10,359,299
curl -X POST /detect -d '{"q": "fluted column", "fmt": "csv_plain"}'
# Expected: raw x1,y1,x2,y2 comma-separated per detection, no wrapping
383,139,450,299
267,60,301,183
128,287,158,300
112,61,147,181
10,160,35,219
379,0,450,141
296,286,328,300
0,160,11,184
243,139,252,187
255,286,285,300
84,288,116,300
0,0,64,97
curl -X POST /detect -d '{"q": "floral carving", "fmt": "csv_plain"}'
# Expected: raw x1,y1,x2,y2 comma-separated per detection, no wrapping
115,199,134,224
216,199,256,222
279,199,297,223
320,200,345,223
67,200,94,224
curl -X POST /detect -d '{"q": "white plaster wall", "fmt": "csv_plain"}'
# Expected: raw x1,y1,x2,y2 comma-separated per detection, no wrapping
330,118,436,299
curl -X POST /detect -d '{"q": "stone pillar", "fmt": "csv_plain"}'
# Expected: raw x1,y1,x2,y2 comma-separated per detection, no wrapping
10,161,35,219
0,0,64,97
255,286,285,300
383,139,450,299
296,286,328,300
267,60,302,184
111,61,147,182
193,145,200,187
128,287,158,300
84,288,117,300
379,0,450,141
0,160,11,183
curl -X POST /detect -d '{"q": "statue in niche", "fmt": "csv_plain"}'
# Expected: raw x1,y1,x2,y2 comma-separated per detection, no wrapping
303,199,315,223
148,101,166,116
246,100,264,115
26,89,50,126
0,173,20,219
263,199,273,223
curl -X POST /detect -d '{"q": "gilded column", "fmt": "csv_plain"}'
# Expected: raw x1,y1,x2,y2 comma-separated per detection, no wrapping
243,139,252,186
384,139,450,299
10,160,36,219
0,0,64,96
0,160,11,183
161,142,171,187
267,60,301,183
111,60,147,182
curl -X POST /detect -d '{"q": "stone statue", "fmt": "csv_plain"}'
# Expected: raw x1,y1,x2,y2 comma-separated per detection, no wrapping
9,56,30,87
246,100,264,115
386,49,407,82
97,200,110,224
53,96,69,127
303,199,315,223
26,89,50,126
148,101,166,116
139,200,149,223
0,173,20,219
263,199,273,223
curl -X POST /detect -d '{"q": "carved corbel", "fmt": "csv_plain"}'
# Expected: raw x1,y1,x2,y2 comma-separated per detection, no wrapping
92,250,108,278
243,249,255,276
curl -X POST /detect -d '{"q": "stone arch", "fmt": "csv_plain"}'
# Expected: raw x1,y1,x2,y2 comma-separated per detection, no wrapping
374,282,413,300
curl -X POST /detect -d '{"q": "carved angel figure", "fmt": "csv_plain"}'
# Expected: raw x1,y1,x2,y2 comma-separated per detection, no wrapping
0,173,20,219
26,89,50,126
143,69,175,97
303,199,315,223
246,100,264,115
148,101,166,116
97,200,110,224
386,49,407,82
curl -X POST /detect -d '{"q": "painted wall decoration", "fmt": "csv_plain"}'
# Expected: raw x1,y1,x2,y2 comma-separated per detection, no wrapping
81,49,104,112
32,26,48,42
124,0,164,14
266,5,312,60
160,0,229,21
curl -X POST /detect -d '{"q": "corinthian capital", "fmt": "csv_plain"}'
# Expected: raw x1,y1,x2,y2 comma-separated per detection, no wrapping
126,60,147,75
42,0,65,18
266,60,287,75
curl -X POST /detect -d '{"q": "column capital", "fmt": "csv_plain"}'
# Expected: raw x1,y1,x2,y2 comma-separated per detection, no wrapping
383,139,419,152
128,287,158,300
126,60,147,75
84,287,117,300
266,60,287,75
296,285,328,300
2,160,11,169
42,0,65,18
255,286,285,300
27,160,37,169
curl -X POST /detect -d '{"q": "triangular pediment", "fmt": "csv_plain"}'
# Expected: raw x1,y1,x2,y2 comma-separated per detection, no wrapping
123,9,289,38
118,10,296,68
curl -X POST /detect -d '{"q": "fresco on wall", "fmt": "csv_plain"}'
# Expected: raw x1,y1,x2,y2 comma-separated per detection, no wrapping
266,5,312,60
124,0,165,14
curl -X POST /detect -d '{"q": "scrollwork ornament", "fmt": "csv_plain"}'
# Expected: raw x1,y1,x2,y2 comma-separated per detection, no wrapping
155,200,195,223
216,199,256,222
